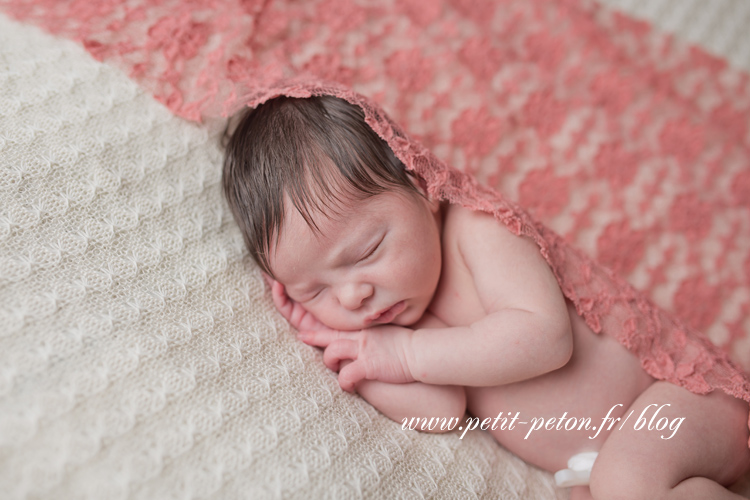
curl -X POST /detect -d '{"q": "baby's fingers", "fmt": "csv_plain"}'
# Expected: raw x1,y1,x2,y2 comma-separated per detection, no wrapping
262,273,281,300
261,272,274,288
289,301,311,329
269,280,291,314
338,361,366,392
323,339,359,372
298,329,352,347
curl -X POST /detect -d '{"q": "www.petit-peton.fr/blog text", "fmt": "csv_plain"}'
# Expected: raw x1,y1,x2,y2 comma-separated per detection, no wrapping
402,404,685,440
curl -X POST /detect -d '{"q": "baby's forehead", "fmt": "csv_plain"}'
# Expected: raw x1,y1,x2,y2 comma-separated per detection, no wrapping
269,197,370,278
280,173,403,232
279,192,370,242
274,189,410,254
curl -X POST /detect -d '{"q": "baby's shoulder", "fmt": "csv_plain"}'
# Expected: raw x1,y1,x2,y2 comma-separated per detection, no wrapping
442,203,516,246
442,202,542,269
442,202,487,232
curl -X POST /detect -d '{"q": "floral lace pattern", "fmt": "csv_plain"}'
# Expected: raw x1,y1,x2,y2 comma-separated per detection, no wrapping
3,0,749,441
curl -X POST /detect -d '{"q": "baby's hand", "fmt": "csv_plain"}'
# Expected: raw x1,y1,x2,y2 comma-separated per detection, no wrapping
263,274,328,331
298,326,415,392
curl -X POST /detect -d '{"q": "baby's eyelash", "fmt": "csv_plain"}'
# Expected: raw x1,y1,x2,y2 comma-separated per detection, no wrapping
360,238,383,262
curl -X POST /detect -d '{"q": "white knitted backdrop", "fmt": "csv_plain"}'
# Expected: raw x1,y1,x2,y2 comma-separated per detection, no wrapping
2,1,750,498
0,13,565,500
599,0,750,73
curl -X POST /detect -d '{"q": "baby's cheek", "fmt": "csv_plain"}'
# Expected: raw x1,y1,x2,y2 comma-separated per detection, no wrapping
395,250,425,275
414,247,441,285
314,303,360,331
310,301,335,323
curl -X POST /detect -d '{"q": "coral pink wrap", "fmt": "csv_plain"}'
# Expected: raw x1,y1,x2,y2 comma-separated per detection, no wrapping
4,0,749,443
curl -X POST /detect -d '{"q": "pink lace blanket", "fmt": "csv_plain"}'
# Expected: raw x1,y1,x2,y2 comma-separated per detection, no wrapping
5,0,749,440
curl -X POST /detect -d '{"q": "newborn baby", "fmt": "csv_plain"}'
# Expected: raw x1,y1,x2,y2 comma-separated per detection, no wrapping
223,95,750,499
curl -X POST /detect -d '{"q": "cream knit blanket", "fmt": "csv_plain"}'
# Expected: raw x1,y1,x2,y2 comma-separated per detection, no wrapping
2,2,750,498
0,14,563,500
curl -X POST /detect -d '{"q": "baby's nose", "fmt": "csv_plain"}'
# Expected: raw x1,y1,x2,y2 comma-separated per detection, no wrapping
338,283,373,310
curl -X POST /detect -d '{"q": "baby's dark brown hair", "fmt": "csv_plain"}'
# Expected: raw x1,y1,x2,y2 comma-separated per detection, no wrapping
222,95,422,276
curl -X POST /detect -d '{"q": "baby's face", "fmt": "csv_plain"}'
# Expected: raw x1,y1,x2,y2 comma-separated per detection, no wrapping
269,189,443,331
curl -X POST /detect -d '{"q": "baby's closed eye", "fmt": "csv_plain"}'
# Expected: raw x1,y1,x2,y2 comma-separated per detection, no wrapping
302,288,323,302
286,285,321,303
359,238,383,262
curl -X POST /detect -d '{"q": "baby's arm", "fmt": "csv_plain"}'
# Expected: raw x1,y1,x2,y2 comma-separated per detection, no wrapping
409,208,574,386
266,278,466,431
309,208,574,390
349,311,465,429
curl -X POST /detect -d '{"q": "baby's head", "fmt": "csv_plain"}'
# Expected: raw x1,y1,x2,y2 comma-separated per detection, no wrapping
223,96,443,330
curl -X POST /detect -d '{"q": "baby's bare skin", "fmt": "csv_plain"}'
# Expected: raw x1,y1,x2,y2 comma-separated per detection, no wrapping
268,188,750,499
432,203,654,472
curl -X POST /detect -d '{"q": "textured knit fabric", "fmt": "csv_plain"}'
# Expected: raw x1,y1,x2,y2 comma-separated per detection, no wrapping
3,0,750,365
2,0,750,498
0,15,565,500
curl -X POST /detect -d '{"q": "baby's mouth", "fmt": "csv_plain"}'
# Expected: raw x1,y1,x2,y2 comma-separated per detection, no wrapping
367,300,406,324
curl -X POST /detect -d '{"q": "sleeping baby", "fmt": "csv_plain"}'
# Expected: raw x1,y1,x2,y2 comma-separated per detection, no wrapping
222,95,750,499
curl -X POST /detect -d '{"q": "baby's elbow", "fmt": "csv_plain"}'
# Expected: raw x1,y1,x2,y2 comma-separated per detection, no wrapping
550,320,574,371
421,386,467,434
444,386,468,422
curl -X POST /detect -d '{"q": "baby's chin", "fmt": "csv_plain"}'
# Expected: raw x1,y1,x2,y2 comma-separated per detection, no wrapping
390,307,423,327
394,301,431,327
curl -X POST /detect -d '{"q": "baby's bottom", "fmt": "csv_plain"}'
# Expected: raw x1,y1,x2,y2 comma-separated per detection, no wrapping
569,381,750,500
